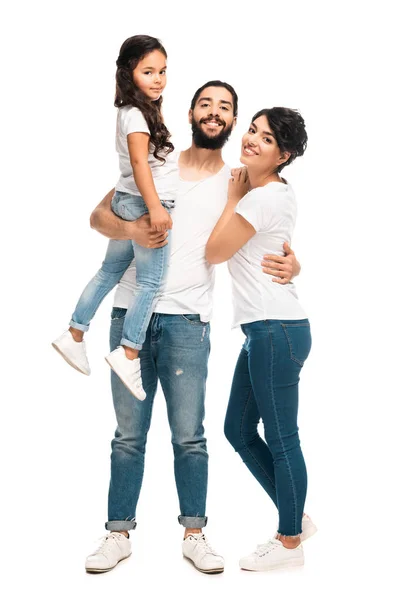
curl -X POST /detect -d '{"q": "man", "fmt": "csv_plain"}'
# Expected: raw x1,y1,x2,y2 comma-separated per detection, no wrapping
85,81,300,574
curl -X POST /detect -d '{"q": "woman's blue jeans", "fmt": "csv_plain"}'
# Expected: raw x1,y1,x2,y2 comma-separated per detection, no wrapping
224,319,312,536
70,192,174,350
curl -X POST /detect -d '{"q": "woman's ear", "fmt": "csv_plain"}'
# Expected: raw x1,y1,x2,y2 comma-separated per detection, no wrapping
277,151,291,166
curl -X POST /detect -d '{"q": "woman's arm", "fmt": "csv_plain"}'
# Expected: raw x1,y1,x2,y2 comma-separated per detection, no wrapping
90,188,168,248
206,168,255,264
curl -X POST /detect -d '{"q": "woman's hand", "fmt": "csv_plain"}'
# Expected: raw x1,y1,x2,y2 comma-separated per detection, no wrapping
149,205,173,232
228,167,249,203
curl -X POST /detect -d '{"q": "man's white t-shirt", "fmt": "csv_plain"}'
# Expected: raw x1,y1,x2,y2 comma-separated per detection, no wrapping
229,181,307,328
114,164,231,321
115,106,178,201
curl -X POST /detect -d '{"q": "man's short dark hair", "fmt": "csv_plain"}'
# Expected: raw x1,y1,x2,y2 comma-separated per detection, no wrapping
190,80,238,117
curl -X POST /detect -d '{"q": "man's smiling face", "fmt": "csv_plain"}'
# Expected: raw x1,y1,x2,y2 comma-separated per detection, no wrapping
190,86,236,149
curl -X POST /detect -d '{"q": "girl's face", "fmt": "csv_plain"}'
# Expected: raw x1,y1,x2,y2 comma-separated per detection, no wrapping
240,115,289,172
132,50,167,100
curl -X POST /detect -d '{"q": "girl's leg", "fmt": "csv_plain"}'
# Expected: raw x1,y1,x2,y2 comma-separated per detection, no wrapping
119,238,170,352
246,320,311,539
70,239,134,333
224,344,277,506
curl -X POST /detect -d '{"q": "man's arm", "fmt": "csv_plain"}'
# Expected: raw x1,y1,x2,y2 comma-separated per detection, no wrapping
90,188,168,248
261,242,301,284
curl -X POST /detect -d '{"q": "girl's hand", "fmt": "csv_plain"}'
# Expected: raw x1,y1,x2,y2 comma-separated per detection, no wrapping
149,205,173,232
228,167,249,203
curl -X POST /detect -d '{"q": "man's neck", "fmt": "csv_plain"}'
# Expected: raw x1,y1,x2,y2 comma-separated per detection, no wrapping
179,144,225,181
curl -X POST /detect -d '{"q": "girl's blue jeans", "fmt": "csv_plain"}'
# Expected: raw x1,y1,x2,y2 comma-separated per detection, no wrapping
70,191,174,350
224,319,312,536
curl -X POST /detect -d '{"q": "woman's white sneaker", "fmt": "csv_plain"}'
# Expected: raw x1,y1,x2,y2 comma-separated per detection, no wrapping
52,331,90,375
105,347,146,400
85,532,131,573
300,514,317,542
182,533,224,574
239,538,304,571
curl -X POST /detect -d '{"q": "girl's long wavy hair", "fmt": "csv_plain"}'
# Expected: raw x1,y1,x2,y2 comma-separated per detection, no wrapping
115,35,174,162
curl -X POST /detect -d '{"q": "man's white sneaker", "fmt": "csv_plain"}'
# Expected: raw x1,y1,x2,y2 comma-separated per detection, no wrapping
85,532,131,573
52,330,90,375
300,514,317,542
239,538,304,571
105,347,146,401
182,533,224,574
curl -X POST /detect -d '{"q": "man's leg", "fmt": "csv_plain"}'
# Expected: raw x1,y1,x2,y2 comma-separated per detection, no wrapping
107,308,158,531
155,313,224,574
85,310,158,573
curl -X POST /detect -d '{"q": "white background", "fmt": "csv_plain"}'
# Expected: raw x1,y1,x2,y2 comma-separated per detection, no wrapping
1,1,399,598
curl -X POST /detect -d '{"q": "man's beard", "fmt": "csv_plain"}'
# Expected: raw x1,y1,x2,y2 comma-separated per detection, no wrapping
191,116,233,150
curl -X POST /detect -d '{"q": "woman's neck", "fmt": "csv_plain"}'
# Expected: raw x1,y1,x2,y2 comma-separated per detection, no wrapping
247,167,283,190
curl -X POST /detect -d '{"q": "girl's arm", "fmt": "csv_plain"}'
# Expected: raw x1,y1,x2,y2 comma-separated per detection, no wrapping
206,168,256,264
127,132,172,232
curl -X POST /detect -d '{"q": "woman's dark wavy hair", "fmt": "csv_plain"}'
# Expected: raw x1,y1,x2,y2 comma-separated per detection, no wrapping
115,35,174,162
252,107,307,173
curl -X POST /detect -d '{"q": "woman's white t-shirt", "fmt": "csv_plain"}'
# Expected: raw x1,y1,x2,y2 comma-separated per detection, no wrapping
115,106,178,201
228,181,307,328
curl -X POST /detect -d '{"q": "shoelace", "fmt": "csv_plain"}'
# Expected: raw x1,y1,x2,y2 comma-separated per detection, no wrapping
255,539,279,556
92,533,119,555
192,534,218,556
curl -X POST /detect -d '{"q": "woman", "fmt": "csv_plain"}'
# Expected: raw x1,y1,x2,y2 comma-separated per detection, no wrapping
206,107,316,571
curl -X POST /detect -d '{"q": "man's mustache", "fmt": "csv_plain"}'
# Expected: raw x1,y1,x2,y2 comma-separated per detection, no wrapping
200,117,226,127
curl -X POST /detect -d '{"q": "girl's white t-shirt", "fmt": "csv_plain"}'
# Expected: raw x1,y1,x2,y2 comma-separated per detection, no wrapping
228,181,307,328
115,106,178,201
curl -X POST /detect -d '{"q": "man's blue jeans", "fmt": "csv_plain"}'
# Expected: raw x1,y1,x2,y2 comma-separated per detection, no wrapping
106,309,210,531
224,319,311,537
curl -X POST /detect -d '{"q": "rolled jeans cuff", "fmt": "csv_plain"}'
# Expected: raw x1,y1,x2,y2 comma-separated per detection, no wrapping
120,337,142,351
178,515,208,528
105,519,137,531
69,320,89,332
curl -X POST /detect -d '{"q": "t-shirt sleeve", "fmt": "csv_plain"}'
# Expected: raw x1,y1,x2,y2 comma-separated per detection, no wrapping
235,188,276,232
122,107,150,136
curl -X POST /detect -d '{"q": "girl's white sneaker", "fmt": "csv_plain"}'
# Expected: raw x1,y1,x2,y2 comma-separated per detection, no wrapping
52,331,90,375
239,538,304,572
105,347,146,400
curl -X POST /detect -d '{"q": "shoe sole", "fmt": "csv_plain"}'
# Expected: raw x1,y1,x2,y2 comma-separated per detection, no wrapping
85,552,132,573
52,343,90,375
183,555,224,574
240,557,304,572
300,523,317,542
105,356,146,401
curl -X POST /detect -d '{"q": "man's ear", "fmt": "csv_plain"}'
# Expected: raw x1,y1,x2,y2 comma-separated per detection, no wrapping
188,109,193,124
232,116,237,130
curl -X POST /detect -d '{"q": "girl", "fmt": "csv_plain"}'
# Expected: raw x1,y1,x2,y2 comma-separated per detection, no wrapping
52,35,178,400
206,107,316,571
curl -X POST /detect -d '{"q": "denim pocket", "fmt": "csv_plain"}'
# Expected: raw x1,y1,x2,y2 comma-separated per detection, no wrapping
281,322,312,366
112,193,148,222
180,314,208,326
111,307,127,320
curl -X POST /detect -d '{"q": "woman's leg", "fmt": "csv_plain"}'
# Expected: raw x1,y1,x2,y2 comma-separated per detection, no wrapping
246,320,311,538
224,343,277,507
70,239,134,332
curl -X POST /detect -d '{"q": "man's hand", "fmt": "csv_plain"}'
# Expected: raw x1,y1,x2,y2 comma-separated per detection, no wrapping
134,213,169,248
261,242,301,284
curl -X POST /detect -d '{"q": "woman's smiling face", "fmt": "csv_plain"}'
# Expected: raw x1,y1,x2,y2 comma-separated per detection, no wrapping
240,115,289,172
